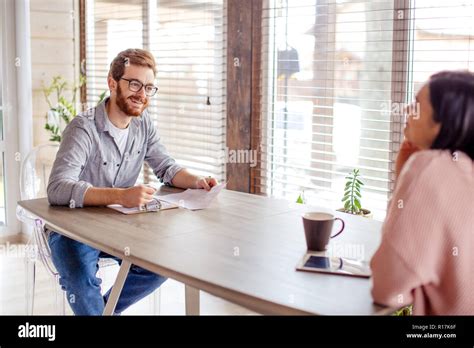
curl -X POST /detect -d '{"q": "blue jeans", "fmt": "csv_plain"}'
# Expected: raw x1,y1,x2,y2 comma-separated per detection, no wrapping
47,231,167,315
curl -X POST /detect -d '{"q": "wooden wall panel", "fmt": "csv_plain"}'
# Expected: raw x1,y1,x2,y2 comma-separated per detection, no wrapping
30,0,78,146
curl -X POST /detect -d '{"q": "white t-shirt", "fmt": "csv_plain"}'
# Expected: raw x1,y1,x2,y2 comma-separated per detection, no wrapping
106,115,129,156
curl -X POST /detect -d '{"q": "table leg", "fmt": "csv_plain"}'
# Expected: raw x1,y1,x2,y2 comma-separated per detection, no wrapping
185,284,200,315
103,259,132,316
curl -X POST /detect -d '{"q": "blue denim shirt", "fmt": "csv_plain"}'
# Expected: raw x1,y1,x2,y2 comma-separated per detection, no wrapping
47,97,183,208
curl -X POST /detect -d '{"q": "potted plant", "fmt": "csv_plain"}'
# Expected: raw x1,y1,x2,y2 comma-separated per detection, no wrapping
43,75,84,142
338,169,372,218
43,75,107,142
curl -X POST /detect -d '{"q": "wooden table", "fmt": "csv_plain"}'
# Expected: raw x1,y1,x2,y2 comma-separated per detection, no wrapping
18,188,391,315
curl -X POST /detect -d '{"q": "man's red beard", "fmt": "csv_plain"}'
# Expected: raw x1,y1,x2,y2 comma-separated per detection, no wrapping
116,83,149,116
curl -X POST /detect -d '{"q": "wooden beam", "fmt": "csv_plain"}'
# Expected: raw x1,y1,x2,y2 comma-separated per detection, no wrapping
250,0,262,194
226,0,260,193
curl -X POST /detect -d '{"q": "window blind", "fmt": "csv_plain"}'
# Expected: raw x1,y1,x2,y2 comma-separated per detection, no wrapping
84,0,227,184
408,0,474,98
147,0,227,182
257,0,474,220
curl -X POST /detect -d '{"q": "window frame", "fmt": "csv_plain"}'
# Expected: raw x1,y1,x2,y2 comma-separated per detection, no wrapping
0,0,30,236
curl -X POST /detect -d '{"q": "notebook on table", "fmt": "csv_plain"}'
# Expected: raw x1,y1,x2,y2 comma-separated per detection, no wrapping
107,198,178,215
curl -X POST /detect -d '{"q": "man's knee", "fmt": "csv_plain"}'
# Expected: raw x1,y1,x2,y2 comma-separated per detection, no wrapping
48,232,102,291
56,262,102,295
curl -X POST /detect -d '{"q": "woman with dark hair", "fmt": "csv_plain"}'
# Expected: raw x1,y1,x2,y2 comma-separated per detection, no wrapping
370,70,474,315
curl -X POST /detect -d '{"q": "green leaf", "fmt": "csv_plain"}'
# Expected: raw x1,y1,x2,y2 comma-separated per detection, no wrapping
49,134,61,142
354,199,362,209
296,194,304,204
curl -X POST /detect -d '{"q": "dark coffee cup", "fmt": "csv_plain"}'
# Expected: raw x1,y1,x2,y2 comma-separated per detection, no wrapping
302,212,345,251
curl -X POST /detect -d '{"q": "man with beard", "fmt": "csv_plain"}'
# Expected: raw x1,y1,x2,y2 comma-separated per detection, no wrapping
46,48,218,315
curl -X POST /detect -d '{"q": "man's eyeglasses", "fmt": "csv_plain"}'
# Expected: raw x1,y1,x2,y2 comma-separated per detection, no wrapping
120,78,158,97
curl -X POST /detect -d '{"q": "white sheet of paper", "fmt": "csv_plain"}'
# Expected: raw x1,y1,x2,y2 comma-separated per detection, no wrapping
156,183,226,210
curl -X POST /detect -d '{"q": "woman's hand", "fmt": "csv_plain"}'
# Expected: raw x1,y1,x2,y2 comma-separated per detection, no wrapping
395,140,420,178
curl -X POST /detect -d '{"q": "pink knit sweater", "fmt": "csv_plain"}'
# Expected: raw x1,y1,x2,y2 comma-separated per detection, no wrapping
370,150,473,315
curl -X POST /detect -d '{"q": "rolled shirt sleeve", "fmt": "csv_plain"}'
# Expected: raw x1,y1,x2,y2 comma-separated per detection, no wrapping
144,115,183,184
47,120,93,208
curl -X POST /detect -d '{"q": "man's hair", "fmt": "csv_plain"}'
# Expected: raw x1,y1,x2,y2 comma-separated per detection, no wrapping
108,48,157,81
429,70,474,160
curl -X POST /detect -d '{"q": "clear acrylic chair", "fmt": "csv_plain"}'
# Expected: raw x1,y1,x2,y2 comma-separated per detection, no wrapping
16,143,65,314
17,144,161,315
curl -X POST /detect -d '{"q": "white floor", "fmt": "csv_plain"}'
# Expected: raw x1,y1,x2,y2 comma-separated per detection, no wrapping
0,243,256,316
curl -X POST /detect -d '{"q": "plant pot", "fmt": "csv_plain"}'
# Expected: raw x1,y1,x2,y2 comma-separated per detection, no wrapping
337,207,373,219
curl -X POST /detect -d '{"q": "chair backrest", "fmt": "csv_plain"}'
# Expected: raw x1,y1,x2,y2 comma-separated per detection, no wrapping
20,144,59,200
19,144,60,276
